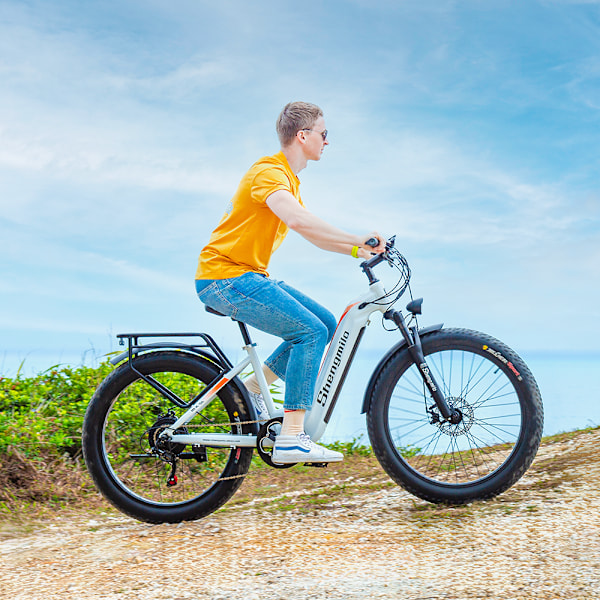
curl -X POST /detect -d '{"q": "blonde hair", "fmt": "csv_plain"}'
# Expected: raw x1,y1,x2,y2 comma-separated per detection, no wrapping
276,101,323,147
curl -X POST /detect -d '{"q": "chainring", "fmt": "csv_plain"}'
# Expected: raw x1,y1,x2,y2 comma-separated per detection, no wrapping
256,418,296,469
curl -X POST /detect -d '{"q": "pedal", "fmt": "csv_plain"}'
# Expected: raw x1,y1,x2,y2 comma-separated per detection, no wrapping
304,462,328,468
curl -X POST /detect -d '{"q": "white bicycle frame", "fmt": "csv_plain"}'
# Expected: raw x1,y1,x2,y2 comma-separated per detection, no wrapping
162,279,390,448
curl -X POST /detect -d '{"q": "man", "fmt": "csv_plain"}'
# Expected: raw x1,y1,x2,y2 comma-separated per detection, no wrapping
195,101,385,464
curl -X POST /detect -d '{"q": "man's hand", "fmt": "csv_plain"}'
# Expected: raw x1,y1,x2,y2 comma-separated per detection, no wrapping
356,233,386,258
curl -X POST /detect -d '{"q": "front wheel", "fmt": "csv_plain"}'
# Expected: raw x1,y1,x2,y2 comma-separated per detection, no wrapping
366,328,543,504
82,351,254,523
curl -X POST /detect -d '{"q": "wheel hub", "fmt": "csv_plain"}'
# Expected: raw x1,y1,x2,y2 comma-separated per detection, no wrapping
434,397,475,437
148,413,188,457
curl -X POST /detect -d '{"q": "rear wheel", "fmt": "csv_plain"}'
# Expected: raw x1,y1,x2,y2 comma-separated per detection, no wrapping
82,351,254,523
367,329,543,504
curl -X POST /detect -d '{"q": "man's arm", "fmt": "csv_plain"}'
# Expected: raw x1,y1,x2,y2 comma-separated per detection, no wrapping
266,190,385,258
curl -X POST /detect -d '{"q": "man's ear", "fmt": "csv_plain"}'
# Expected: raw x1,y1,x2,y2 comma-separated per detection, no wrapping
296,130,307,145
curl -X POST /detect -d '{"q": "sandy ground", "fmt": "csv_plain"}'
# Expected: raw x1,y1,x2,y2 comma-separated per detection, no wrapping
1,430,599,600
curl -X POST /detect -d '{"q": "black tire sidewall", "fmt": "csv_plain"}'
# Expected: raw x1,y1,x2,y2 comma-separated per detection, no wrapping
367,329,543,504
82,352,254,523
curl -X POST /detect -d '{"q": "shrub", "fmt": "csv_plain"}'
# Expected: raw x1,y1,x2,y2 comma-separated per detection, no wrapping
0,362,113,459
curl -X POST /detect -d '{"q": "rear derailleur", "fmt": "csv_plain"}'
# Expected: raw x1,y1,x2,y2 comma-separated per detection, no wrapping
147,410,208,487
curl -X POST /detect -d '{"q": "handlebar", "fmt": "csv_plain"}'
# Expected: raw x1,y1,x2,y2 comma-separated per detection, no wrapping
360,235,410,301
361,235,396,270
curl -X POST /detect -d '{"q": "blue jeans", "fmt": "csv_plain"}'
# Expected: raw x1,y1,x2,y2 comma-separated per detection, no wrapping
195,273,337,410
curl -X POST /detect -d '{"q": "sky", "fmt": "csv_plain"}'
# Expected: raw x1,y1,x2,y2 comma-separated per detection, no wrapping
1,0,599,379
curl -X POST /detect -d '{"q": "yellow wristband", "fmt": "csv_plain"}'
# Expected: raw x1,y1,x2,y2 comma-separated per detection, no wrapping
351,245,359,258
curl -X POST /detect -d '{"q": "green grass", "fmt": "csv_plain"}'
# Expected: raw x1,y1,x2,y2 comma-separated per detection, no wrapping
324,435,372,456
2,360,599,524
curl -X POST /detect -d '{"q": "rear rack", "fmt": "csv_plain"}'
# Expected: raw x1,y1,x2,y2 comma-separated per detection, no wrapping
112,332,233,369
110,333,235,410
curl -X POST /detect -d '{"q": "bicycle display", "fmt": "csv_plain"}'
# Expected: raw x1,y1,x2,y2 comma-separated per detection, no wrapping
82,236,543,523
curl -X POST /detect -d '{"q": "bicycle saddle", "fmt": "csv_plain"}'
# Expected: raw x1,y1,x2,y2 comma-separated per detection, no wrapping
205,306,227,318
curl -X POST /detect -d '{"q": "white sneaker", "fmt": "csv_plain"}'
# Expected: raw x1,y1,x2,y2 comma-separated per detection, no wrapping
272,432,344,464
248,392,270,422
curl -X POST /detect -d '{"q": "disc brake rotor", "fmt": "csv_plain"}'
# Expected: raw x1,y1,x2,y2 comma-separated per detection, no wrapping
435,397,475,437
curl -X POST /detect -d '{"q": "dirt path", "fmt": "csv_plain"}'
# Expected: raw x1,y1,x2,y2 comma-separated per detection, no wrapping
1,430,599,600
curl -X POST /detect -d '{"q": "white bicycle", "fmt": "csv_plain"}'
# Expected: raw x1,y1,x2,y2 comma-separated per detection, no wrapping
82,237,543,523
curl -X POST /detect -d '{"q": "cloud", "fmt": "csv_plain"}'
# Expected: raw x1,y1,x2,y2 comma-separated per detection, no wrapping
566,56,600,109
304,125,593,254
0,314,110,335
106,56,249,100
1,225,190,293
0,3,259,199
1,0,599,375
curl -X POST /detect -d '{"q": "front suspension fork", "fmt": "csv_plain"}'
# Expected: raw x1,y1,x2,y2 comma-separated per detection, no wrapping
385,310,456,422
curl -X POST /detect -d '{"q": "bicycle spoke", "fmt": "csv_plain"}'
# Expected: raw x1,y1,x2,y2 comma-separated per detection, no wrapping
469,376,513,410
393,379,428,400
385,345,526,485
389,405,429,418
411,428,447,473
463,430,499,473
102,370,243,505
390,420,431,441
473,419,520,445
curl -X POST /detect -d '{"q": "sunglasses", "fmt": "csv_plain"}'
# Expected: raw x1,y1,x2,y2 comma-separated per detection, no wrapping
301,128,328,141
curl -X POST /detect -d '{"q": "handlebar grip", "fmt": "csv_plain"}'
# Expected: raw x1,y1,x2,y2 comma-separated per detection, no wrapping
365,237,379,248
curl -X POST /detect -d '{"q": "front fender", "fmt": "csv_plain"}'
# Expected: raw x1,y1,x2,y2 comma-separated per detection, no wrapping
360,323,444,414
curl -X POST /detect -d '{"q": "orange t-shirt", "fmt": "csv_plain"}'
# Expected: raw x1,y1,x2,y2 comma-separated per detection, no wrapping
196,152,303,279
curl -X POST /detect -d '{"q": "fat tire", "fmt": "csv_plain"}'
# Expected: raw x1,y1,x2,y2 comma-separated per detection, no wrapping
366,328,543,504
82,351,254,523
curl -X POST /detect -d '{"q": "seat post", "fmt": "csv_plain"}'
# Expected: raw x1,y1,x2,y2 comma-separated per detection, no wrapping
238,321,253,346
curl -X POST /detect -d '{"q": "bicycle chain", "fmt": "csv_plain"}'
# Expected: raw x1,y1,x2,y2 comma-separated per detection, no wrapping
186,417,265,429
